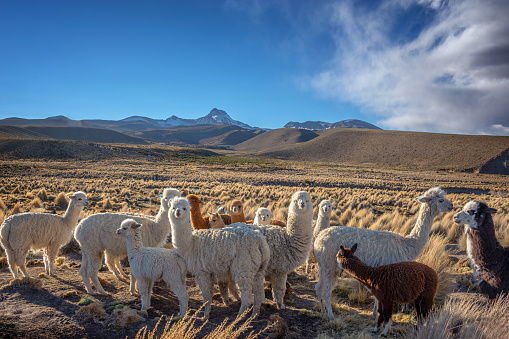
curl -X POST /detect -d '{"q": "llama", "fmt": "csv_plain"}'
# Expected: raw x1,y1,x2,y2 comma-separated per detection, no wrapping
306,199,332,273
454,200,509,298
169,197,270,318
0,191,88,278
116,219,189,316
75,188,179,295
337,244,437,337
315,187,452,319
187,194,232,230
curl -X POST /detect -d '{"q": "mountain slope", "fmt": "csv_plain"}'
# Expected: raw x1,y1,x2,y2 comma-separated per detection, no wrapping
234,128,319,152
284,119,381,130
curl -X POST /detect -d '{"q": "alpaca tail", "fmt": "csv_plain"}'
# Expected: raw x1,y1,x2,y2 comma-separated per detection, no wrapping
0,219,13,253
259,237,270,273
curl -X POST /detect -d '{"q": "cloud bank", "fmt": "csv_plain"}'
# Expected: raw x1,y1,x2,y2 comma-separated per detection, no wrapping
312,0,509,135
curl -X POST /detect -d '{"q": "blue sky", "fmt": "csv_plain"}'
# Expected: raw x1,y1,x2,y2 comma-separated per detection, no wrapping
1,0,508,134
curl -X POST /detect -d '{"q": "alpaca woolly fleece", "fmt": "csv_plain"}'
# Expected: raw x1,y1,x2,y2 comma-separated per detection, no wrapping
0,191,88,278
75,188,180,295
253,207,271,226
169,197,269,318
337,244,437,337
306,199,332,273
116,219,189,317
314,187,452,320
228,191,314,309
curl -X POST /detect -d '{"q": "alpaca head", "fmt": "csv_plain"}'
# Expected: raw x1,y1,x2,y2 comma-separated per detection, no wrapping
230,200,243,215
68,191,88,207
336,243,358,270
318,200,332,216
116,218,142,237
415,187,453,215
255,207,271,225
289,191,313,216
160,188,181,211
454,200,497,231
170,197,191,221
186,194,203,208
208,212,225,228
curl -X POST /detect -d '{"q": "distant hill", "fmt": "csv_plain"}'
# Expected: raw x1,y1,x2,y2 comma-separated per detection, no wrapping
239,127,509,174
284,119,381,130
235,128,319,152
0,126,148,144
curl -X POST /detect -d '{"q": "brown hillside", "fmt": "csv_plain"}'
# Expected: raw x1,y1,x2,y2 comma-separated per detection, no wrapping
235,128,319,152
200,128,265,146
0,126,47,139
258,128,509,173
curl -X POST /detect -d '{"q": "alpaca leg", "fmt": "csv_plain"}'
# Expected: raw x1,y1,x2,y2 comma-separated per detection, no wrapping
114,257,128,279
15,249,30,278
129,274,139,296
373,296,379,317
138,278,151,311
252,270,265,316
315,267,336,320
79,254,94,294
105,253,123,281
305,251,316,274
195,273,214,319
229,280,241,301
166,275,189,318
146,280,155,309
42,251,50,275
89,252,109,295
45,245,59,276
271,273,287,310
235,273,255,317
381,302,393,338
4,247,20,279
373,304,383,333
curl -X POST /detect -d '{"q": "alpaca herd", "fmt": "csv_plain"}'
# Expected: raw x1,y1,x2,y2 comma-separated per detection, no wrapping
1,185,507,336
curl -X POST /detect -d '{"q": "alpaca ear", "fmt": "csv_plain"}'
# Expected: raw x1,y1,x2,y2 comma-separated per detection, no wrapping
339,245,345,256
487,207,497,214
415,195,431,203
67,194,75,199
351,243,358,253
132,222,142,229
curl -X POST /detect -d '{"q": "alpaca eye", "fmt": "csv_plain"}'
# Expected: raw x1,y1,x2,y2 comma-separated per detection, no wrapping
467,210,475,215
439,199,444,203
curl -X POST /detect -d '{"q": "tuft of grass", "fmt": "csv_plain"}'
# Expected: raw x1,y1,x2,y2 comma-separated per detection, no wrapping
55,257,65,266
30,197,43,209
9,202,22,216
55,192,68,206
0,198,6,210
37,188,48,201
78,297,95,306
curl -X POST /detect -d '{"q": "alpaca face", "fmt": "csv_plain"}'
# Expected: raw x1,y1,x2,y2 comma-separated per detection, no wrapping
336,244,358,270
160,188,181,211
454,200,497,230
319,200,332,214
415,187,453,214
116,219,141,237
170,198,190,220
69,191,88,207
291,191,312,215
255,208,271,225
231,201,243,215
208,212,224,228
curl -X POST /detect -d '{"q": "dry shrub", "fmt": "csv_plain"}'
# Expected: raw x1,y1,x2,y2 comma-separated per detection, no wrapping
61,290,78,298
2,277,42,290
0,198,6,210
30,197,43,209
37,188,48,201
11,186,20,194
416,234,455,305
55,257,65,265
25,192,34,199
0,256,7,267
55,192,68,206
410,294,509,338
0,187,7,194
74,303,108,323
347,281,372,304
9,202,22,216
0,209,5,225
105,307,144,328
266,314,288,339
135,307,269,339
103,198,113,210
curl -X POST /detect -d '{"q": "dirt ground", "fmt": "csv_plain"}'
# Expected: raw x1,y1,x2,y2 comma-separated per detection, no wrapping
0,251,329,339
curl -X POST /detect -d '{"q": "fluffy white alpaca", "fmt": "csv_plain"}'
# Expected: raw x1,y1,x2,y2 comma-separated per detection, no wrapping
75,188,180,295
169,197,270,318
253,207,271,226
305,199,332,273
0,191,88,278
228,191,314,309
116,219,189,316
314,187,453,320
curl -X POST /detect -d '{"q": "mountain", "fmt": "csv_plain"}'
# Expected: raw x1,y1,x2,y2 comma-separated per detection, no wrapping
0,108,254,131
284,119,381,130
235,128,319,152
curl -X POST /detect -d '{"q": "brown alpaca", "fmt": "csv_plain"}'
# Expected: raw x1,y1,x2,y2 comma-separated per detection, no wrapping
186,194,232,230
336,244,437,337
208,212,226,228
230,200,246,223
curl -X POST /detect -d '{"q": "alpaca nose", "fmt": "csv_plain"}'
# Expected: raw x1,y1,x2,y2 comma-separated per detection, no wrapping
116,229,121,234
299,201,305,209
175,209,181,218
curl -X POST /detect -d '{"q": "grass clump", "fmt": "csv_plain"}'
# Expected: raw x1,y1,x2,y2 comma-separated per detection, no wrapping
78,297,94,306
55,192,68,206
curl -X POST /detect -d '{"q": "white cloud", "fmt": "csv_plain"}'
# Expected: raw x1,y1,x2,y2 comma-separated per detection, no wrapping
311,0,509,135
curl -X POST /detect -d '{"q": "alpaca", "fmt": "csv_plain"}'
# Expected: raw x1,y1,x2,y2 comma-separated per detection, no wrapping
228,191,314,309
75,188,180,295
169,197,270,318
0,191,88,278
230,200,246,223
306,200,332,273
454,200,509,298
315,187,452,319
208,212,226,228
248,207,286,227
187,194,232,230
116,219,189,316
337,244,437,337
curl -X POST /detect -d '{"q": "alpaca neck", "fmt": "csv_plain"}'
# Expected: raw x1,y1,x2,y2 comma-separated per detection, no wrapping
405,203,435,259
63,202,83,229
313,211,331,237
286,209,313,250
232,210,245,223
342,258,376,289
125,231,143,259
190,202,206,227
146,205,170,243
171,216,193,255
469,215,502,266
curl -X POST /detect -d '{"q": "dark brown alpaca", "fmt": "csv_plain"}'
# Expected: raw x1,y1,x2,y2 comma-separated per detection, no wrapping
336,244,437,337
454,200,509,299
186,194,232,230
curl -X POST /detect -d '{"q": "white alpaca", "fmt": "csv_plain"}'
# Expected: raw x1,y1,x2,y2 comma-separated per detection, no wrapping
253,207,271,226
0,191,88,278
75,188,180,295
305,199,332,273
229,191,314,309
116,219,189,317
314,187,453,320
169,197,270,318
